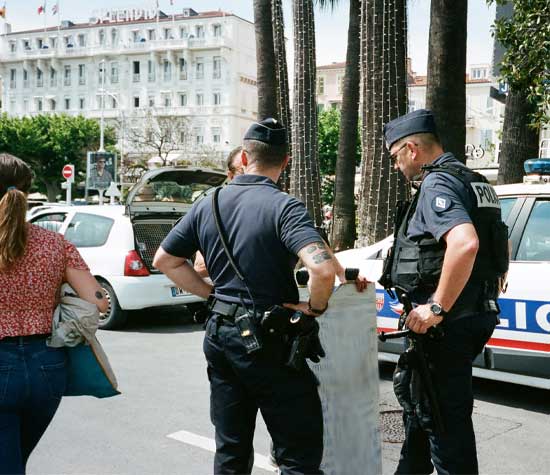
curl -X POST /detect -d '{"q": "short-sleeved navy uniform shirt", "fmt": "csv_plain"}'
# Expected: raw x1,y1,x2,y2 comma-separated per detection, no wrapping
408,153,474,242
161,174,323,307
407,152,479,314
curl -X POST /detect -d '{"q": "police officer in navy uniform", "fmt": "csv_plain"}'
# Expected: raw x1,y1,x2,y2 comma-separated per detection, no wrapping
153,118,336,475
382,109,507,474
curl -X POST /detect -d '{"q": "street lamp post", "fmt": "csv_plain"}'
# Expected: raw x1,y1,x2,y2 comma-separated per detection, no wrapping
99,59,106,152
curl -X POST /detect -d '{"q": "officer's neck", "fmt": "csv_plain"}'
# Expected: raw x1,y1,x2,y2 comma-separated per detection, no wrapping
244,164,282,183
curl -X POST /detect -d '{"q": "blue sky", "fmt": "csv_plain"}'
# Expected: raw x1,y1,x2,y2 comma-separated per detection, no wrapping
1,0,496,75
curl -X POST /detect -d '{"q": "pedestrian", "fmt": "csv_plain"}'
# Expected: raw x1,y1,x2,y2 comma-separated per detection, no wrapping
0,153,108,474
382,110,508,474
193,145,244,278
154,118,337,475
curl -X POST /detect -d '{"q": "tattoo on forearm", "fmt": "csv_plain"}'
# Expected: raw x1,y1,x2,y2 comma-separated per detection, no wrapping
95,291,104,299
312,251,331,264
305,242,325,254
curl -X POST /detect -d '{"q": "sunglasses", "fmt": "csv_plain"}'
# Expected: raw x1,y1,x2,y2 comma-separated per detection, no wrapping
389,143,407,161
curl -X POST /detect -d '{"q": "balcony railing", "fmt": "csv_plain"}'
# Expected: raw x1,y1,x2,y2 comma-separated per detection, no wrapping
133,73,140,83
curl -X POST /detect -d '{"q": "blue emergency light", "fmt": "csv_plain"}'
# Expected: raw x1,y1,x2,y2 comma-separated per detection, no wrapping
524,158,550,175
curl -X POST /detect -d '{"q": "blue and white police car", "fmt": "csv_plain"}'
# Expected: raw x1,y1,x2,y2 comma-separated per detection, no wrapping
336,158,550,390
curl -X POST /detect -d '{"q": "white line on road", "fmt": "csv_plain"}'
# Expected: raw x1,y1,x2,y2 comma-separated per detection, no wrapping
167,430,277,473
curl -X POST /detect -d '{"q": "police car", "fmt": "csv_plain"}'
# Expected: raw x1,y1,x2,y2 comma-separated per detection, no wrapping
336,158,550,390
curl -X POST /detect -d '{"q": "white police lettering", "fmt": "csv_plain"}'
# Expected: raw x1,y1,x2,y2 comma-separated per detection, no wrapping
535,304,550,332
471,182,500,209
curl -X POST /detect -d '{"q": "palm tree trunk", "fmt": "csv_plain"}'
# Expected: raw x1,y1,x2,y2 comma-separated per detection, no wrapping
426,0,467,163
254,0,278,120
497,88,540,184
357,0,408,246
290,0,323,228
272,0,292,192
330,0,361,251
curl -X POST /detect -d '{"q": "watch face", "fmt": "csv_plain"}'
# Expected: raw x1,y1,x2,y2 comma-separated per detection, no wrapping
430,303,443,315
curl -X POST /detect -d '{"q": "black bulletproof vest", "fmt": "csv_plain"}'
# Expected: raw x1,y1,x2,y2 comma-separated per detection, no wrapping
389,163,509,297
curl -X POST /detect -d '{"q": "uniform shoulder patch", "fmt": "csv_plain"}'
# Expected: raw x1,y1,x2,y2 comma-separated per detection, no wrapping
432,196,452,212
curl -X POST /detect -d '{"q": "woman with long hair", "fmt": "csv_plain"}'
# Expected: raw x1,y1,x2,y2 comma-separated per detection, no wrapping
0,153,108,474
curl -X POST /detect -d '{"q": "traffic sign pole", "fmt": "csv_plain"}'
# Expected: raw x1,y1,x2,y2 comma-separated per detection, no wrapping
61,164,75,205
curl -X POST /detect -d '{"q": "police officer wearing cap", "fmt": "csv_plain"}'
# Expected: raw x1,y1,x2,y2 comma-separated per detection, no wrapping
154,118,335,475
382,109,508,474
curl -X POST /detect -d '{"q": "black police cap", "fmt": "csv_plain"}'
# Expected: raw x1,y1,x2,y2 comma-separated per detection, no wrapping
243,118,287,146
383,109,438,150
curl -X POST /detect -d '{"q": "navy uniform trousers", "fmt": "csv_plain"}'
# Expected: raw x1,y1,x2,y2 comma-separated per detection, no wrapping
395,312,498,475
203,314,323,475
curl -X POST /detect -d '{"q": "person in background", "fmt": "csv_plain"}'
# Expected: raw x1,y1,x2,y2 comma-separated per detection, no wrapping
0,153,108,474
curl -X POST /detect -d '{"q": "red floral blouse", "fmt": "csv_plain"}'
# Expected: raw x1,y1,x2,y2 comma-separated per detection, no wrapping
0,224,88,339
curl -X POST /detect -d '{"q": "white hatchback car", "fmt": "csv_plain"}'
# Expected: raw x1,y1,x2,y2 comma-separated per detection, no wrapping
336,177,550,389
28,167,226,329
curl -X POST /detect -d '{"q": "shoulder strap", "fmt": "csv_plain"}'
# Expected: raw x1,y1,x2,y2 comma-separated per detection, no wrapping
211,187,245,282
422,163,488,186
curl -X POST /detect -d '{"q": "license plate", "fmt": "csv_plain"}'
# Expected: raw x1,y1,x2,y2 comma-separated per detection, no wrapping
171,287,189,297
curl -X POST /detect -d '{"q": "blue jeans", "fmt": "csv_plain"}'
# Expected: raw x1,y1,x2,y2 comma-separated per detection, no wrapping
0,337,67,475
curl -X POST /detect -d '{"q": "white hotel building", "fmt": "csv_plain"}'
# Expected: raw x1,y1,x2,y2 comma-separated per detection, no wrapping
0,7,258,165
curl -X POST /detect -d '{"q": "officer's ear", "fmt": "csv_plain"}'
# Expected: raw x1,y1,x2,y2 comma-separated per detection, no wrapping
241,150,248,167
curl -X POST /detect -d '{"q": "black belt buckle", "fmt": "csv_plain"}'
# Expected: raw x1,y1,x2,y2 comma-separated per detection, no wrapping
235,311,262,353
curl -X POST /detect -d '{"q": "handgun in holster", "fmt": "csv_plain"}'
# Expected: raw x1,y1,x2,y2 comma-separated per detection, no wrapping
261,306,325,371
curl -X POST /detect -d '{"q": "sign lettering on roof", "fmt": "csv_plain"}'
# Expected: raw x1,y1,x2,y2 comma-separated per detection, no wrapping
90,7,158,25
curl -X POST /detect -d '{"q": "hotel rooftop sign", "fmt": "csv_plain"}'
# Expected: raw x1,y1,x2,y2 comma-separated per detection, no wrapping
90,7,162,25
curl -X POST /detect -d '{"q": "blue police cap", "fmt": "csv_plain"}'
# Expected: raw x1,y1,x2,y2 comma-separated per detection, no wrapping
243,118,287,146
383,109,438,150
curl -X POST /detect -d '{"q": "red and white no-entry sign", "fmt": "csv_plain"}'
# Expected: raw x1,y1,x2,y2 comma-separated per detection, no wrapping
62,164,74,181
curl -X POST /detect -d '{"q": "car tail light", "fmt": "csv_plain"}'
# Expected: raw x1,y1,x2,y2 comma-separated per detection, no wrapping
124,250,150,276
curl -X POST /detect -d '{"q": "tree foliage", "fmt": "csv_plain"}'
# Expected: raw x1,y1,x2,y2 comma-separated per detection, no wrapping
123,111,192,166
317,108,360,176
0,114,115,200
489,0,550,127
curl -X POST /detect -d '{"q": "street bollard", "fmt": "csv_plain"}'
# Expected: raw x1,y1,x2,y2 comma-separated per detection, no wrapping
298,279,381,475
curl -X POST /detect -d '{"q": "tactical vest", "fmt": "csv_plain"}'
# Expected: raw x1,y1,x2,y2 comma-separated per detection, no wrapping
384,163,509,298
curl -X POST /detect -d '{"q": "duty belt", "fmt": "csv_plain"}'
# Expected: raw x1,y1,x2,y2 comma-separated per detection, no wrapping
209,299,248,323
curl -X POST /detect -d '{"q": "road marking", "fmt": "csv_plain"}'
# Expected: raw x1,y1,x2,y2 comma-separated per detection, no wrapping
167,429,277,472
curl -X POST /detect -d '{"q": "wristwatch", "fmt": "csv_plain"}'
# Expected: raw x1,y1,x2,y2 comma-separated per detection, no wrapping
429,302,448,318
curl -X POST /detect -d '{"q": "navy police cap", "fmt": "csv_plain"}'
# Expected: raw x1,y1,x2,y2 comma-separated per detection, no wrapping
383,109,438,150
244,118,287,146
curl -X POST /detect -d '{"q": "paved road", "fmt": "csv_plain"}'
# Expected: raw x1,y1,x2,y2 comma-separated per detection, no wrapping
28,310,550,475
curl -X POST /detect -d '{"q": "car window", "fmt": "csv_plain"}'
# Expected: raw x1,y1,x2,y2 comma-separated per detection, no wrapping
30,212,67,233
64,212,114,247
516,200,550,261
499,197,517,222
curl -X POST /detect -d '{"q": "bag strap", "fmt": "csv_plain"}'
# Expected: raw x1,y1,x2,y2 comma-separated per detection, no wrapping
211,187,257,310
212,187,245,282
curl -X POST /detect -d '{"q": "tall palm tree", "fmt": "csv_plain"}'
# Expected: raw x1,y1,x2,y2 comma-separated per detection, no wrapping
272,0,292,192
426,0,468,163
253,0,278,120
290,0,323,228
357,0,408,246
497,88,540,184
329,0,361,251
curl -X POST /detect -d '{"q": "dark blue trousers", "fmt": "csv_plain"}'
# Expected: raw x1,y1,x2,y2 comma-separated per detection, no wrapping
395,313,497,475
203,315,323,475
0,337,67,475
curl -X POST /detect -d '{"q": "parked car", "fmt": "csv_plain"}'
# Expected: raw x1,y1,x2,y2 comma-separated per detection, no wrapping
27,167,226,329
336,174,550,390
